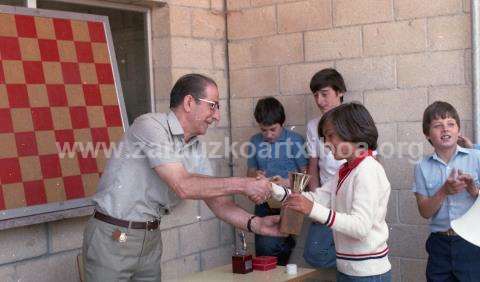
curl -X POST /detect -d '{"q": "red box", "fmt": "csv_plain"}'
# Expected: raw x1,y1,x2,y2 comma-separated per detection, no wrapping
252,256,277,271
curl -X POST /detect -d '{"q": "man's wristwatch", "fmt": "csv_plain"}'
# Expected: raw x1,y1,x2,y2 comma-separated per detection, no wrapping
247,215,257,233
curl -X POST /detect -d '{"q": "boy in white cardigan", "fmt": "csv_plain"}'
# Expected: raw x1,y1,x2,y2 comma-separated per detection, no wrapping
272,103,391,281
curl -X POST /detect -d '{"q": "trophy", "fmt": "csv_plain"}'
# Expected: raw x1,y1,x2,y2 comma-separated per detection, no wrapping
280,172,311,235
232,231,253,274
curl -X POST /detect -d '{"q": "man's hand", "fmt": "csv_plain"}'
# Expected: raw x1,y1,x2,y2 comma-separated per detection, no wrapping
282,193,314,215
251,215,287,237
245,178,272,204
458,172,479,198
270,175,289,188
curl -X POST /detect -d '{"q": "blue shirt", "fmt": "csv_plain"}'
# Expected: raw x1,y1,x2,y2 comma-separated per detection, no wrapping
412,146,480,232
247,128,308,178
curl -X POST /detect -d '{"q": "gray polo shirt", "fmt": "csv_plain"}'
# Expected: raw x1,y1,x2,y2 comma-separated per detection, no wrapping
92,111,212,221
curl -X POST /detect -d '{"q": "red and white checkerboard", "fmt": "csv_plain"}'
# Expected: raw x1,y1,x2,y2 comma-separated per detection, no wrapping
0,12,124,210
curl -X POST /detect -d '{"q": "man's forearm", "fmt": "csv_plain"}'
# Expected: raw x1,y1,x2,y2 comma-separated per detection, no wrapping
205,197,252,232
177,176,249,199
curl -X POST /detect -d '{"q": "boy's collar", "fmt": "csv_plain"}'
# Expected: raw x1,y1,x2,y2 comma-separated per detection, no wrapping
431,145,469,162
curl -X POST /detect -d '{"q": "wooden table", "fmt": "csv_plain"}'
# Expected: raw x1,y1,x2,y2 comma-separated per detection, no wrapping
168,264,321,282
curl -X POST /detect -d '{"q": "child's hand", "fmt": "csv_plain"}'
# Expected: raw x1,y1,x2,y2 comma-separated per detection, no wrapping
282,193,313,215
457,135,474,149
442,173,466,195
458,172,480,198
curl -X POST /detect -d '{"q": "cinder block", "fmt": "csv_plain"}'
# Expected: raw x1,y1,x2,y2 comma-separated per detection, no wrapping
251,0,301,7
465,49,472,85
231,126,258,152
343,91,364,104
390,257,401,282
377,122,397,147
274,95,306,125
210,159,233,177
211,0,225,11
220,220,234,245
388,224,429,259
0,265,16,282
49,217,88,253
227,6,276,40
363,19,427,56
179,219,220,255
16,250,80,282
277,0,332,33
395,0,463,20
226,0,251,10
161,254,200,280
199,69,228,99
170,0,210,8
333,0,393,27
230,67,278,98
231,98,255,127
0,224,47,264
161,228,180,262
401,258,428,282
464,0,470,12
218,99,229,128
192,9,225,39
212,42,226,70
151,7,170,38
336,56,395,91
152,37,172,69
428,15,470,51
364,88,428,123
397,122,433,158
305,27,362,61
398,190,429,225
382,156,416,190
428,86,472,119
199,128,229,159
171,38,212,69
228,33,303,69
160,200,200,230
386,190,398,226
290,125,306,138
153,67,172,100
169,6,191,37
397,51,465,88
279,62,334,95
200,245,232,270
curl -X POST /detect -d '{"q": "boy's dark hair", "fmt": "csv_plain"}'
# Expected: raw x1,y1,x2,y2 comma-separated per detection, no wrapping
422,101,461,135
310,68,346,103
254,97,286,126
169,73,217,109
318,102,378,150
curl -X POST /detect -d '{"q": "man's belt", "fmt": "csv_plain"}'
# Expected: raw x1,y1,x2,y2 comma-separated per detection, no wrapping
94,211,159,231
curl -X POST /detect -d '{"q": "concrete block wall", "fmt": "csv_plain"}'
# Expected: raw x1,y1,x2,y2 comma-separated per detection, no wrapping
0,217,87,281
226,0,472,281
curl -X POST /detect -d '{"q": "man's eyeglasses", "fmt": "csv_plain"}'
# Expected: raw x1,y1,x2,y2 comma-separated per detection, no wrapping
197,98,220,111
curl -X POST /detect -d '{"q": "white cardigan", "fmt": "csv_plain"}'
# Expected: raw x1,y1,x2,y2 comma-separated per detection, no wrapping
273,156,391,276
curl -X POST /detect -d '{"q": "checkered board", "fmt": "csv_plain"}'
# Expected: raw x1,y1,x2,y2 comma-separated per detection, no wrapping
0,8,126,213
